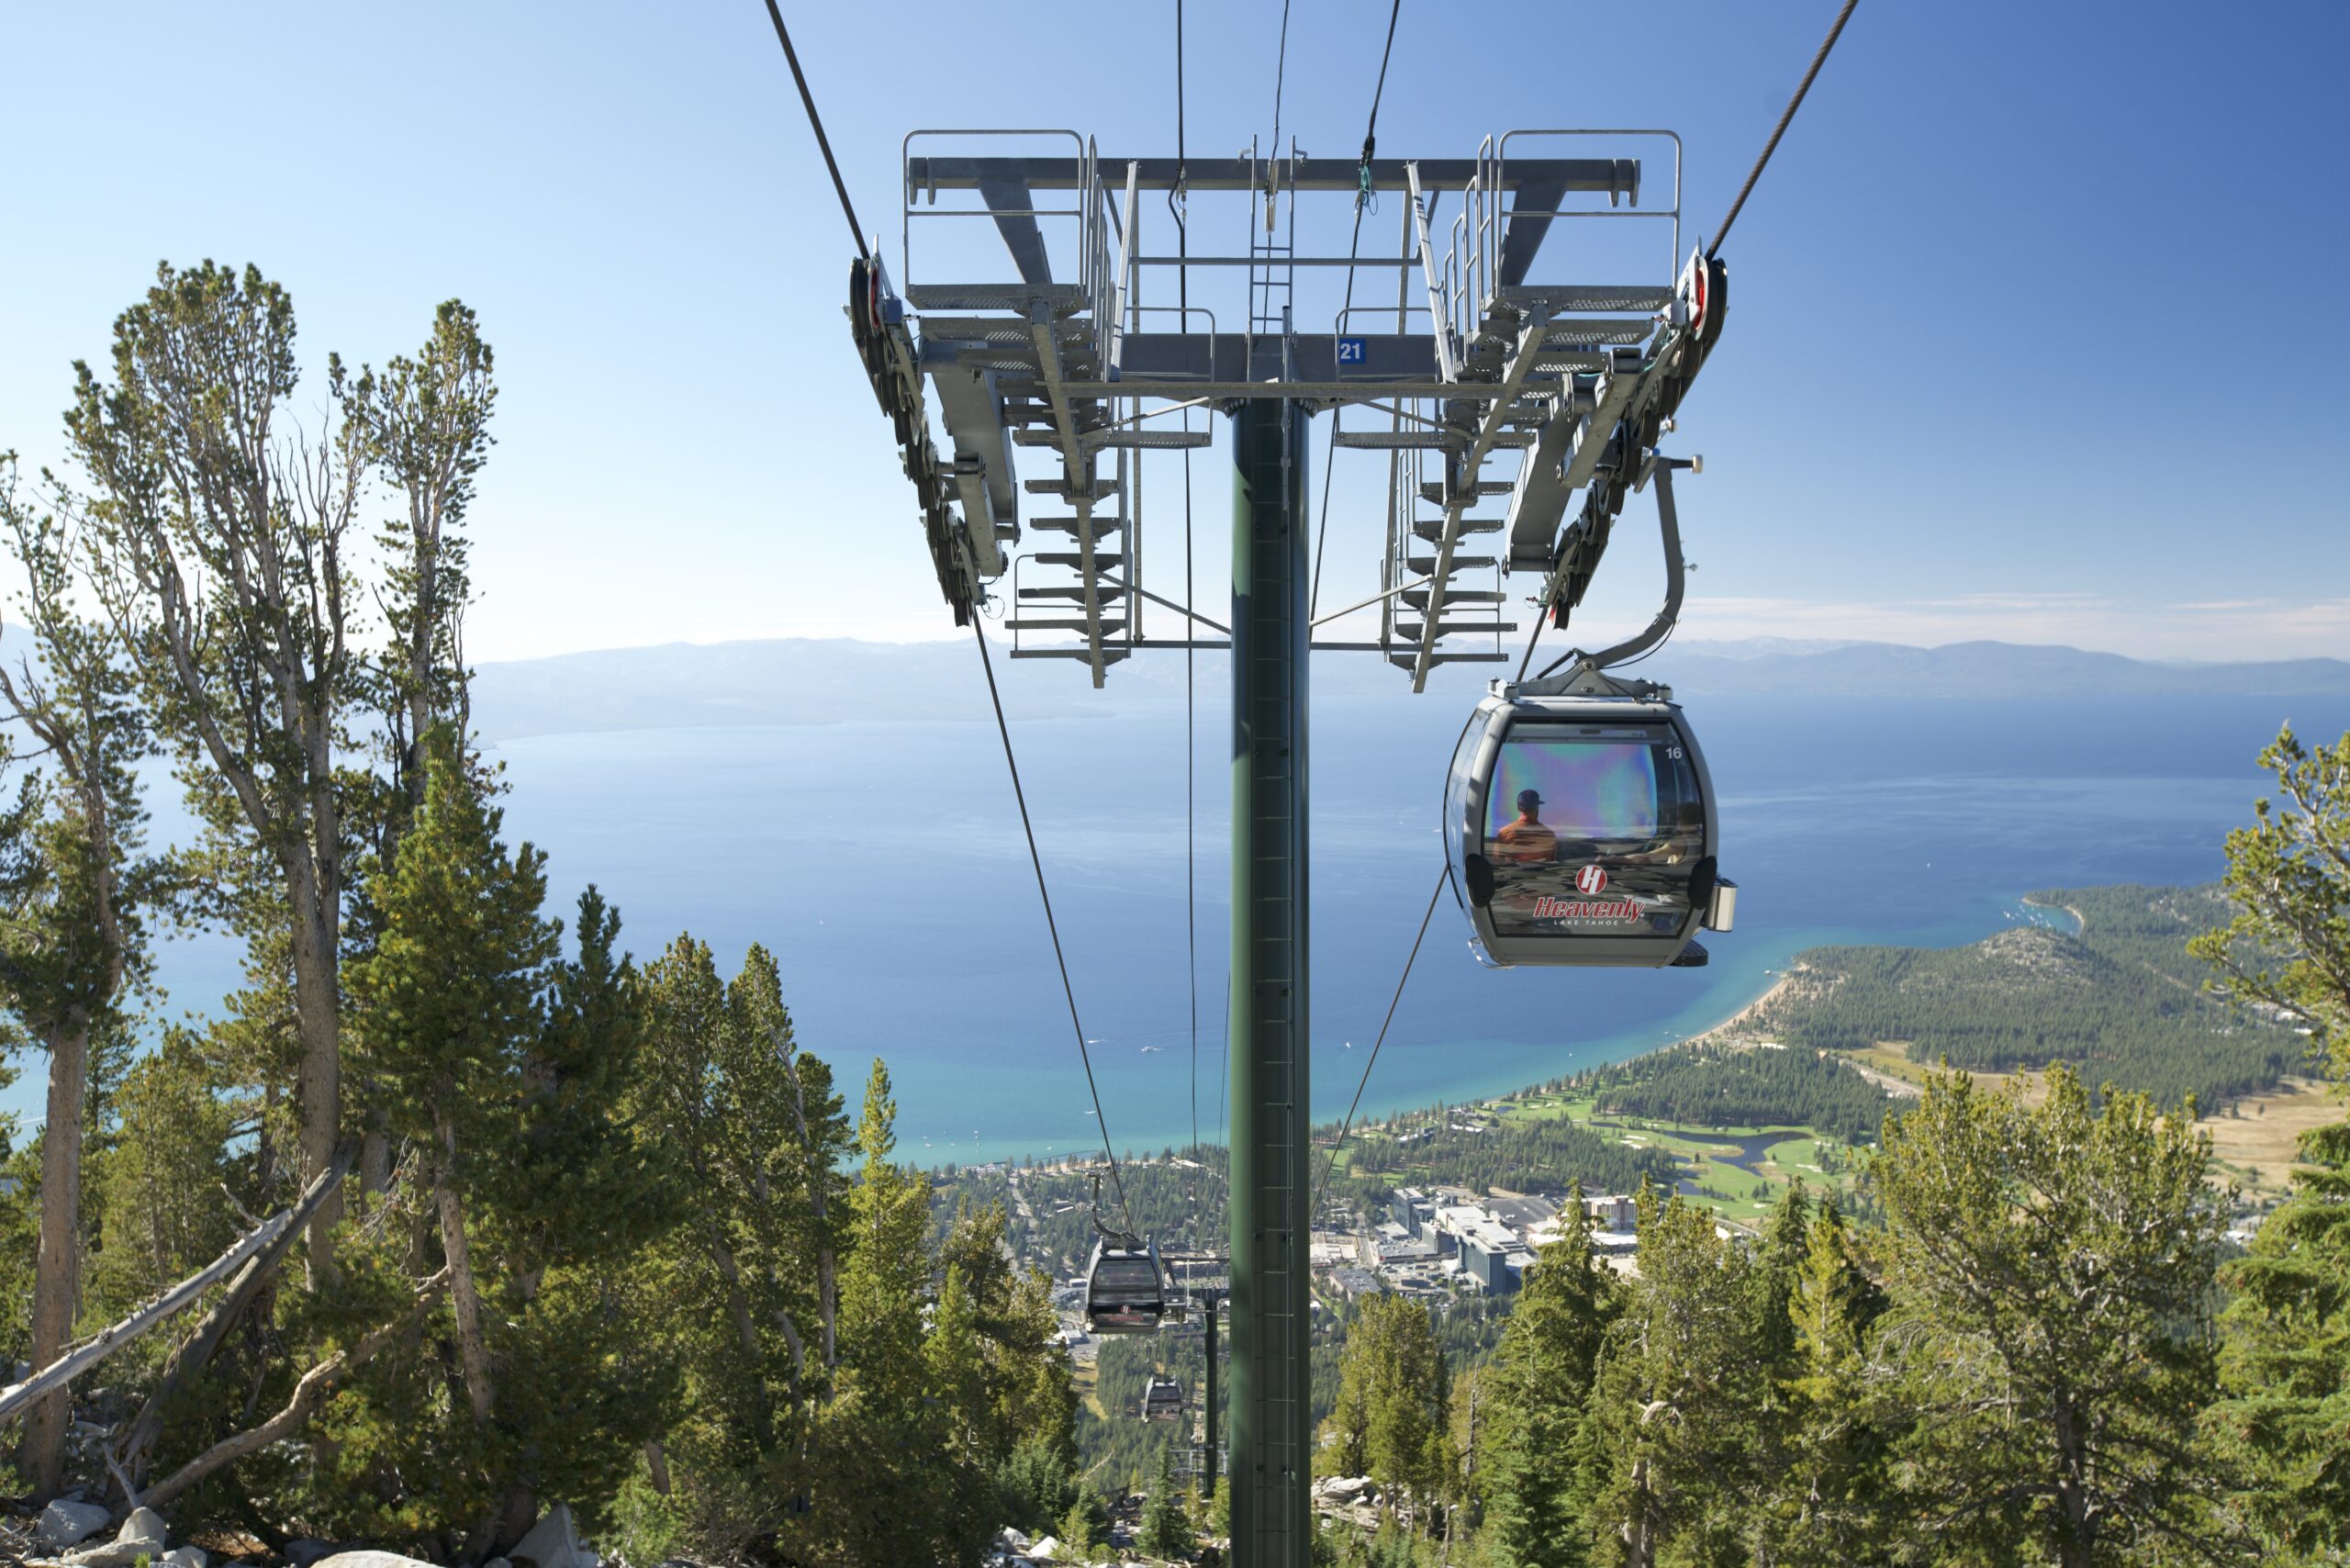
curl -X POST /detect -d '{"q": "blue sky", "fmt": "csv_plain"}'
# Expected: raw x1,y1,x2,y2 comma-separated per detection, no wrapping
1,0,2343,663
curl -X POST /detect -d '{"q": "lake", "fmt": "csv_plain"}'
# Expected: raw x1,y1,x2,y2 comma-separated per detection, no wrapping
21,688,2344,1165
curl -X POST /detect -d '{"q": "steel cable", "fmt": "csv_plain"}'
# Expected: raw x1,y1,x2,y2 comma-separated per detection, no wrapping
1311,0,1408,621
759,0,868,258
969,620,1135,1233
1174,0,1203,1258
1709,0,1862,258
1311,862,1449,1215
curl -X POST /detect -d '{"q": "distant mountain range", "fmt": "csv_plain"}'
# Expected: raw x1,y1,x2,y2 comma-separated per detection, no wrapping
467,636,2350,742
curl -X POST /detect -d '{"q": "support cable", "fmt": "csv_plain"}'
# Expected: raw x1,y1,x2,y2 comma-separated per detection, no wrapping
1310,863,1448,1215
969,620,1134,1232
758,0,868,258
1173,0,1203,1258
1268,0,1294,164
1708,0,1862,258
1310,0,1408,621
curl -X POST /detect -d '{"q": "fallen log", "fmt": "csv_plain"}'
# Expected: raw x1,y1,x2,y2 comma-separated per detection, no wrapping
0,1156,349,1429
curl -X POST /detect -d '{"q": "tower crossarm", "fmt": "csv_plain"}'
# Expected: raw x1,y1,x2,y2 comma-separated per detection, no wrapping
850,128,1723,685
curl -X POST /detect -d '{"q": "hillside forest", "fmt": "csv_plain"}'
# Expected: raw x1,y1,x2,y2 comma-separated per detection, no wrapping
0,264,2344,1568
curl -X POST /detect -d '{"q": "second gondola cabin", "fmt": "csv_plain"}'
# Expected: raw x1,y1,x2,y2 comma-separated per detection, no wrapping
1084,1238,1169,1335
1446,680,1736,969
1142,1376,1186,1422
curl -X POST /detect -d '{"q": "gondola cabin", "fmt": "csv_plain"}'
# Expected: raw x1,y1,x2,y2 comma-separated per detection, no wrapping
1084,1239,1169,1336
1446,681,1736,969
1142,1376,1186,1423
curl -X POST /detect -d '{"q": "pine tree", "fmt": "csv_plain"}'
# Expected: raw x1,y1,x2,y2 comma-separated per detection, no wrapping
1482,1185,1617,1567
2191,726,2350,1072
341,726,558,1542
2213,1113,2350,1551
807,1060,983,1565
1318,1293,1449,1528
1774,1200,1888,1565
2198,722,2350,1551
0,456,154,1495
1572,1183,1765,1568
1058,1491,1101,1555
1872,1064,2232,1565
1139,1441,1193,1559
90,1033,232,1312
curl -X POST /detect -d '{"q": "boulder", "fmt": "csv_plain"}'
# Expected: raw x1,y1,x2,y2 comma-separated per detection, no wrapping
36,1502,114,1552
161,1550,208,1568
1024,1537,1060,1561
62,1509,168,1568
310,1554,435,1568
994,1528,1032,1553
510,1504,596,1568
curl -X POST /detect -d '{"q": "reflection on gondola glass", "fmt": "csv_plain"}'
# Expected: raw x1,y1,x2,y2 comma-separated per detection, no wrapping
1484,726,1703,943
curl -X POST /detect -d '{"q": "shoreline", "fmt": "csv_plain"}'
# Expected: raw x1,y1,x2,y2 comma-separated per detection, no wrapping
1672,972,1796,1051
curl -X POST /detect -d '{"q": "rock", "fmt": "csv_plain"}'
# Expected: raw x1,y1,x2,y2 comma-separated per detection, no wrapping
995,1528,1031,1553
37,1502,113,1552
510,1505,595,1568
311,1554,435,1568
284,1544,340,1568
161,1550,208,1568
1025,1537,1060,1561
64,1537,167,1568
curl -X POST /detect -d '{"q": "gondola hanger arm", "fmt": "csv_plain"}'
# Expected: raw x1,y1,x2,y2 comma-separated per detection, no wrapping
1526,455,1696,694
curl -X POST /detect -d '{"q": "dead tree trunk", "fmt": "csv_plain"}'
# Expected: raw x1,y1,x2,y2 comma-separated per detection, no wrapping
20,1017,88,1496
106,1152,350,1495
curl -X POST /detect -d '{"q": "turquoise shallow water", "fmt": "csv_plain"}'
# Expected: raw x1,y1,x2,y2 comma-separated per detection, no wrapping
17,689,2344,1161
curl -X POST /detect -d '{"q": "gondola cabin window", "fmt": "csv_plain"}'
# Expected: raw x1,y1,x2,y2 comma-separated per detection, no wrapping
1483,725,1703,942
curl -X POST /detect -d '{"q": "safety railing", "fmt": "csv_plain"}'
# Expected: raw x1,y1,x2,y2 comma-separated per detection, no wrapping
901,129,1109,318
1496,129,1682,288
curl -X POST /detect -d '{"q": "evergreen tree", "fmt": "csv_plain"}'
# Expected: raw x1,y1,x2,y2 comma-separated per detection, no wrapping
2192,726,2350,1072
1872,1064,2235,1565
995,1434,1082,1537
1139,1441,1193,1559
326,727,680,1552
66,263,372,1277
2199,722,2350,1551
1058,1489,1103,1555
1774,1200,1889,1565
2212,1113,2350,1551
350,727,556,1444
0,456,154,1495
1319,1293,1449,1528
90,1033,232,1313
806,1060,989,1565
1481,1186,1618,1567
1572,1185,1767,1568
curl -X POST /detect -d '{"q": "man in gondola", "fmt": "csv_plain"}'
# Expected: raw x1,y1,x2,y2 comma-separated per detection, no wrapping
1495,788,1560,864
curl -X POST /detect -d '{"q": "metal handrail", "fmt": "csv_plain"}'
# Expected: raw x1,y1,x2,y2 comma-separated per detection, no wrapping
1496,129,1683,283
900,128,1088,292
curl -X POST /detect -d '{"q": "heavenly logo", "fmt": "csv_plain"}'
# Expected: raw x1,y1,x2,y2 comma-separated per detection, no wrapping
1574,864,1608,895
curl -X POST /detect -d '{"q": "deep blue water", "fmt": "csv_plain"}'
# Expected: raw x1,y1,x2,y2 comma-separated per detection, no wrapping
23,690,2345,1162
